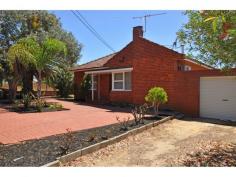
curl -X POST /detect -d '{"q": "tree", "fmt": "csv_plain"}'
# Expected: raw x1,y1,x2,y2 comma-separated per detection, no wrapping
177,10,236,69
51,30,82,67
8,36,67,97
145,87,168,116
0,11,82,98
48,66,73,98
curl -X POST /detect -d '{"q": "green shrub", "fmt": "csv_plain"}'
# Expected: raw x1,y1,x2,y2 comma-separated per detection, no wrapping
21,93,33,110
35,98,45,112
47,67,73,98
49,102,63,110
79,74,91,101
145,87,168,116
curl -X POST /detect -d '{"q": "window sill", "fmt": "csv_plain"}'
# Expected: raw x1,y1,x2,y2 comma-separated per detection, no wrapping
111,89,132,92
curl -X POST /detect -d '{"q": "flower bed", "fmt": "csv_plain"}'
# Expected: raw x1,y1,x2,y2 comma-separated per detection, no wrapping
0,117,164,166
11,101,68,113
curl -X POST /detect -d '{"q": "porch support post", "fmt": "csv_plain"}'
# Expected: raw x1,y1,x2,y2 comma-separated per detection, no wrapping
91,73,94,101
98,74,100,101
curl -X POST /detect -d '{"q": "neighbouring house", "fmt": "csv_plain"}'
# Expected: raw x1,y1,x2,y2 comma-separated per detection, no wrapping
72,26,236,120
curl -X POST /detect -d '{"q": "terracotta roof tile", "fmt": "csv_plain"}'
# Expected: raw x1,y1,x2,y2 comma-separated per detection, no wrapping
71,53,117,71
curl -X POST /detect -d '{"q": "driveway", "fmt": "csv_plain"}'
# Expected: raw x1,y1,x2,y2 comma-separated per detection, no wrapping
65,118,236,166
0,98,131,144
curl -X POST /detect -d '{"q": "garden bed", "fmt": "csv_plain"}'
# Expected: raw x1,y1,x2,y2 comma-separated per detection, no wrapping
10,102,69,113
0,116,164,167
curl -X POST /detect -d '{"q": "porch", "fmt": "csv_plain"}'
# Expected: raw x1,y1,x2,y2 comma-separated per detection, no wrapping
85,67,133,103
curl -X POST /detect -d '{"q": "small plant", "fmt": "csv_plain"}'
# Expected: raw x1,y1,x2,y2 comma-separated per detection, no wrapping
131,103,148,125
101,135,108,140
49,102,63,110
12,100,21,110
145,87,168,116
35,98,45,112
59,128,74,156
84,133,96,142
116,116,130,131
21,93,33,110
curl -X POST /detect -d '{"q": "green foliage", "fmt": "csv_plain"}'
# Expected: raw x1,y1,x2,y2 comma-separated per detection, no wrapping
22,93,33,110
177,10,236,69
7,36,67,97
35,98,45,112
145,87,168,116
79,74,91,101
145,87,168,104
0,11,82,101
52,30,82,66
48,67,73,98
49,102,63,110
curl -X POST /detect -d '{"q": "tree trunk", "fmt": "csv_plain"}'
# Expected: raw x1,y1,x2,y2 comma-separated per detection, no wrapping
37,71,42,98
154,103,160,117
8,79,18,103
22,70,33,94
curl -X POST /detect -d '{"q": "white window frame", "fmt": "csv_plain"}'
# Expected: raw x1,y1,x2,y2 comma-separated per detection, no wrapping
184,65,192,71
112,72,132,91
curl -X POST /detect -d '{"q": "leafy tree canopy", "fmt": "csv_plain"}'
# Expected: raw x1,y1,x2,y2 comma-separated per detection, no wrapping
177,10,236,69
0,10,81,79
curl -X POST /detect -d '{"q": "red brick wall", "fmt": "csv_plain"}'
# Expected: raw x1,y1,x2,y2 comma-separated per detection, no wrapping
131,38,185,106
74,36,231,117
173,69,236,117
99,74,111,103
177,60,210,70
104,42,135,103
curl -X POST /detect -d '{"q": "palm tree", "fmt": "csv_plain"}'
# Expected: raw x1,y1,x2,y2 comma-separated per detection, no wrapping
8,36,67,98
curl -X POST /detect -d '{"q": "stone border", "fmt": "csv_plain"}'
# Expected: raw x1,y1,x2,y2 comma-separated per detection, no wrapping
42,115,174,167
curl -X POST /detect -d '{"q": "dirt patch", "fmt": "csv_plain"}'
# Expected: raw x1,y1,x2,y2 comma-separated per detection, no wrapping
64,119,236,167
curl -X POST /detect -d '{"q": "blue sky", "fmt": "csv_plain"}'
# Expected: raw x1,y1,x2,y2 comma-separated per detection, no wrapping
51,10,188,65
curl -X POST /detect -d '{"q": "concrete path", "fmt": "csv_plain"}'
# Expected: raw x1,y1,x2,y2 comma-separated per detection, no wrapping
0,98,131,144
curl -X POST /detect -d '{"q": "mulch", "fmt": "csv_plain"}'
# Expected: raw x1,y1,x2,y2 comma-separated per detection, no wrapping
182,141,236,167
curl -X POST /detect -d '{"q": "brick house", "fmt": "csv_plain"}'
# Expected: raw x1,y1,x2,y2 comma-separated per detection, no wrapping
72,26,236,120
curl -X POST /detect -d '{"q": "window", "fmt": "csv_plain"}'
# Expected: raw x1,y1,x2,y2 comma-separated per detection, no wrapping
184,65,191,71
112,72,132,91
177,65,191,71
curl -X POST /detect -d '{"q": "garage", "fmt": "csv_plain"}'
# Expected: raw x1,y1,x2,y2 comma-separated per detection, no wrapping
200,76,236,121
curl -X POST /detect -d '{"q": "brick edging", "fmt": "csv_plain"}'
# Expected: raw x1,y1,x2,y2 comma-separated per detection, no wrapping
42,116,174,167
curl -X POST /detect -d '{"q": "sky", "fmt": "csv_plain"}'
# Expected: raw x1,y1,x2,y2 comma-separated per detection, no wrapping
51,10,188,65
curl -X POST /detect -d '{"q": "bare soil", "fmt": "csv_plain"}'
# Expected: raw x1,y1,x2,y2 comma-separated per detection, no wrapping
65,119,236,167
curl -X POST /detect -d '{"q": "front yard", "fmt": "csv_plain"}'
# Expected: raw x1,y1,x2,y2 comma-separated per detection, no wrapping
64,118,236,167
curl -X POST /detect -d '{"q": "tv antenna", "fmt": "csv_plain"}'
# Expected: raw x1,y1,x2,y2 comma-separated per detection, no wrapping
133,13,166,32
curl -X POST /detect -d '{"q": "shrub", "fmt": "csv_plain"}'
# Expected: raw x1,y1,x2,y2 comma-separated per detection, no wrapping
21,93,33,110
145,87,168,116
35,98,45,112
79,74,91,101
59,128,74,155
49,102,63,110
131,104,148,125
116,116,130,131
47,67,73,98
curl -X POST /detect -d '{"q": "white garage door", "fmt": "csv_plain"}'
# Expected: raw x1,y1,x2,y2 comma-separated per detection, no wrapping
200,76,236,121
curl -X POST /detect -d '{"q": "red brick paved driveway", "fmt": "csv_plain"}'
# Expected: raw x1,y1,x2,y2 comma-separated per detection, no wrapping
0,98,131,144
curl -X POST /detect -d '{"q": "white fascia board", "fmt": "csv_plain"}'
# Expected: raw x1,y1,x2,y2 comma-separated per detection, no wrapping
85,67,133,74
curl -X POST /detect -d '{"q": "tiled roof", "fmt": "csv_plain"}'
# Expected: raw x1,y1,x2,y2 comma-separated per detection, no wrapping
71,53,117,71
